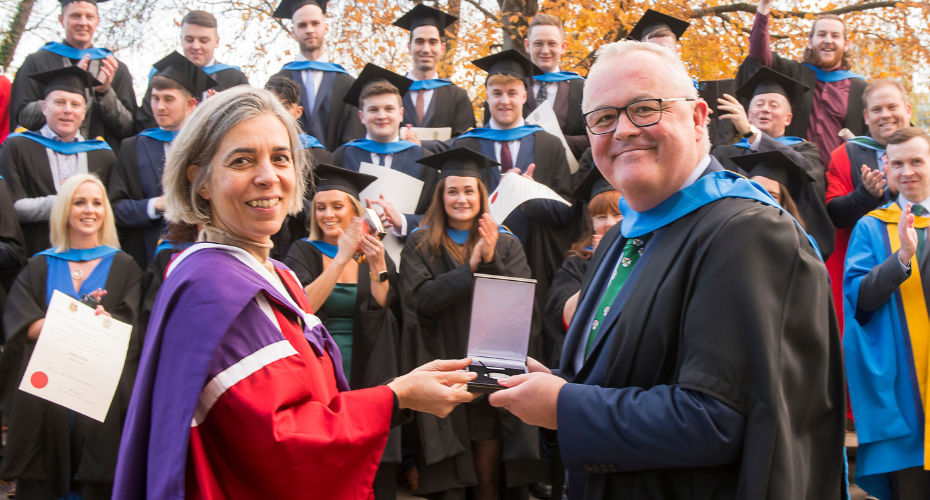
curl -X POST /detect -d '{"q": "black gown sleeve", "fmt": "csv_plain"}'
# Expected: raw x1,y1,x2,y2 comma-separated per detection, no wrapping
0,179,26,272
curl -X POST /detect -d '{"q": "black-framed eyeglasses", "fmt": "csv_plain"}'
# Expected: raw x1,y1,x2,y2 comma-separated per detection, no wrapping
583,98,696,135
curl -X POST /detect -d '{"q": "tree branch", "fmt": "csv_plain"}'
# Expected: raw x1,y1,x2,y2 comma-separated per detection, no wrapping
462,0,520,41
691,1,902,19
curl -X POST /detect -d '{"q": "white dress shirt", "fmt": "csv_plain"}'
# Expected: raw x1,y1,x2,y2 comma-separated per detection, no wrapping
365,133,401,169
490,117,525,166
406,72,435,117
295,52,328,103
532,68,560,109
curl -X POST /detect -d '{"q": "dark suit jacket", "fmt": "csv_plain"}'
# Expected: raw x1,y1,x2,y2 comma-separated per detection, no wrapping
523,77,589,159
109,135,167,267
270,69,364,152
401,83,475,139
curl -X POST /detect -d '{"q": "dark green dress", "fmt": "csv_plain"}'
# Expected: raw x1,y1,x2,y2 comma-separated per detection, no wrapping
319,283,358,380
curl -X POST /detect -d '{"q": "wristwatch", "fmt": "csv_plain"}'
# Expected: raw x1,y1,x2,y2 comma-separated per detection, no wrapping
369,270,388,282
743,124,760,139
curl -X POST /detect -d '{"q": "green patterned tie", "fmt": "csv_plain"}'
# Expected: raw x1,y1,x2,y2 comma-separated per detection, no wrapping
584,233,652,357
912,204,927,262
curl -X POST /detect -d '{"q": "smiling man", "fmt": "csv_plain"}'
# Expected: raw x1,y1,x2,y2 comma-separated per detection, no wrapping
844,127,930,500
824,79,913,331
0,66,115,256
9,0,136,151
269,0,363,151
109,52,217,267
738,0,867,160
135,10,250,131
393,5,475,143
487,40,846,500
522,14,589,160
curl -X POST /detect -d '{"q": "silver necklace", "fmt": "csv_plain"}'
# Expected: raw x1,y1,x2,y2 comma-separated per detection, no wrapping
71,268,84,280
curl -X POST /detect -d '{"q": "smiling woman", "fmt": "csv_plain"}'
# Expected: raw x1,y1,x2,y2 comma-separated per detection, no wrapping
0,173,143,500
113,86,477,500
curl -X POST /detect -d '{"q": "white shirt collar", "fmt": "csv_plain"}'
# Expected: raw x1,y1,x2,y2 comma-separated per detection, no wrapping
204,58,216,67
405,71,438,81
296,52,329,63
897,193,930,211
489,117,526,130
678,155,711,192
40,124,83,143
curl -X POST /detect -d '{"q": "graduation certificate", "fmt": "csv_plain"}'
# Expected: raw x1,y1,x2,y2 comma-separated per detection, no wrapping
19,290,132,422
525,103,580,174
488,172,571,224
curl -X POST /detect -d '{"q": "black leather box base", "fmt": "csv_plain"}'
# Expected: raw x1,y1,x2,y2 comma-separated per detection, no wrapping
466,364,525,393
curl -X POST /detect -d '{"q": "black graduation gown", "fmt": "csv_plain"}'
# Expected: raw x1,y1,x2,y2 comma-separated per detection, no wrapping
137,247,177,351
135,64,250,131
268,69,364,151
454,133,573,363
332,143,437,220
398,229,545,495
736,54,866,140
0,178,27,344
283,240,402,458
401,83,476,139
108,135,167,268
0,136,116,257
711,136,836,260
562,197,845,500
0,252,143,500
543,254,589,367
9,42,137,151
523,77,589,159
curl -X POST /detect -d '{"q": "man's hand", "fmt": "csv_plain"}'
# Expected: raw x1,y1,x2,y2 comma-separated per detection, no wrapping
757,0,772,16
716,94,752,137
861,165,886,198
154,195,167,212
95,55,118,94
511,163,536,181
488,372,565,429
388,358,478,418
899,203,918,266
367,195,403,229
401,124,422,146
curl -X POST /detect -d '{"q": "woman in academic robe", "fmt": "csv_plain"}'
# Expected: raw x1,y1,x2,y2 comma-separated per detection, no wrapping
112,87,476,500
399,147,545,500
544,169,621,367
284,164,402,499
0,173,143,500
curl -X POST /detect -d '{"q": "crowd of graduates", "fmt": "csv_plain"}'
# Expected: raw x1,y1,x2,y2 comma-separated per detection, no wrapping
0,0,927,498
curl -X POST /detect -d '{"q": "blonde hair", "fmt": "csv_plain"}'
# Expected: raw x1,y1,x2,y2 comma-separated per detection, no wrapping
487,73,525,88
307,190,364,241
49,174,119,252
163,86,309,225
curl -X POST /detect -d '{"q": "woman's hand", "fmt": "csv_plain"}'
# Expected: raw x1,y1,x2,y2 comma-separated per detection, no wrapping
334,218,363,264
359,234,387,273
89,288,111,317
27,318,45,341
469,239,485,273
367,195,403,230
477,214,498,263
388,358,478,417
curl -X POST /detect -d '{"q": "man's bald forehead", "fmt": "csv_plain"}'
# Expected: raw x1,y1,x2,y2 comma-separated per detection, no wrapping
293,3,324,22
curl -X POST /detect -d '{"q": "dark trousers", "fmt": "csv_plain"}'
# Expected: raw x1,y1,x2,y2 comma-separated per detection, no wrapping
891,466,930,500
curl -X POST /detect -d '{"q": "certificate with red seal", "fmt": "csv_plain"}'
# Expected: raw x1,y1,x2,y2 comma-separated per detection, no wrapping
19,289,132,422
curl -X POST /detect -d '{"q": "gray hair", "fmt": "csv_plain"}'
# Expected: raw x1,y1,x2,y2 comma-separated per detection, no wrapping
163,86,309,225
582,40,698,112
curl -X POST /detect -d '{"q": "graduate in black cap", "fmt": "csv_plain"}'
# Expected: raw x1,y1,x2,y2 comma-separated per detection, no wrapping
283,163,402,499
1,66,116,256
450,49,573,365
520,14,589,161
628,9,690,50
711,66,834,258
394,5,476,145
268,0,364,151
107,52,217,267
135,10,251,131
397,147,544,499
334,64,438,241
9,0,136,151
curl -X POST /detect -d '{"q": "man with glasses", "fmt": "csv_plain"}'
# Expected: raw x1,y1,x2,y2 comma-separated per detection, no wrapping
488,40,846,500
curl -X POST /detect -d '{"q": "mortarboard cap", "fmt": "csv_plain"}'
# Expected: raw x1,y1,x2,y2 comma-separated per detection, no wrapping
152,51,218,98
29,66,101,99
343,64,414,107
730,150,813,188
628,9,690,41
735,66,808,104
571,165,616,202
313,163,377,200
416,147,499,179
59,0,109,6
471,49,543,84
272,0,328,18
394,4,458,35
